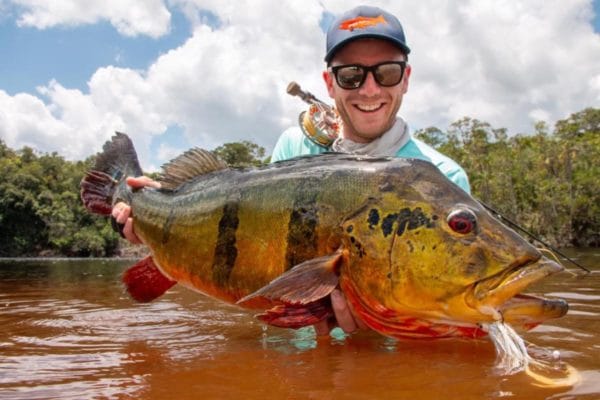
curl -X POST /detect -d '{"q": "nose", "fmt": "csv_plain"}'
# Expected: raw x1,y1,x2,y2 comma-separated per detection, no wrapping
358,71,381,96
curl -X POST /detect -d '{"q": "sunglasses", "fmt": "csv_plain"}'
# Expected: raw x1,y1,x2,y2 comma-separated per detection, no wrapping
329,61,407,90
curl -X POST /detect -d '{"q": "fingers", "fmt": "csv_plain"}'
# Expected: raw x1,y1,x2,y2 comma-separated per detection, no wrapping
111,202,131,224
111,175,158,245
111,202,141,244
312,289,370,337
126,176,161,189
331,289,359,334
122,218,142,244
313,319,331,337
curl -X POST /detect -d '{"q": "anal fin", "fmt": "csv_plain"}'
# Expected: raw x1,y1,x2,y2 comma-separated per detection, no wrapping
122,256,176,302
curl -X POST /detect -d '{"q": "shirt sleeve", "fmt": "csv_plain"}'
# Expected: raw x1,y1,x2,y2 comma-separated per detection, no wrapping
444,167,471,194
271,127,327,162
270,129,294,162
397,137,472,194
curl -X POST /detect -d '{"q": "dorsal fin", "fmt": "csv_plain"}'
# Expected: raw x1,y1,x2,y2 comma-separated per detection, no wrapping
158,148,228,190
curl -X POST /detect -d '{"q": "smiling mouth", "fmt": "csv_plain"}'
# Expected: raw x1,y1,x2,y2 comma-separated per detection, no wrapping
355,103,384,112
465,257,567,323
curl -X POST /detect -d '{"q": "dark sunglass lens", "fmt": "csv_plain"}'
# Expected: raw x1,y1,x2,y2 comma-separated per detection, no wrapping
374,63,404,86
336,66,364,89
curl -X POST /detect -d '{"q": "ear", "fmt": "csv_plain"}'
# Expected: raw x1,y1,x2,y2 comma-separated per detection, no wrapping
401,64,412,94
323,70,335,99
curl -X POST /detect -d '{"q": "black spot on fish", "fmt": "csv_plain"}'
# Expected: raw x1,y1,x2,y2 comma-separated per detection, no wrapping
395,208,413,236
381,213,398,237
351,238,366,258
396,207,435,236
285,181,319,270
407,240,414,253
212,201,239,286
161,209,175,244
367,208,380,229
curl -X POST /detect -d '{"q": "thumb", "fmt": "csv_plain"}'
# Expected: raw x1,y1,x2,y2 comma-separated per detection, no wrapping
126,176,162,189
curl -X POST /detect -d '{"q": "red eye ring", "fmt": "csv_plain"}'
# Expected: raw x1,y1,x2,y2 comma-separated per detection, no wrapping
447,209,477,234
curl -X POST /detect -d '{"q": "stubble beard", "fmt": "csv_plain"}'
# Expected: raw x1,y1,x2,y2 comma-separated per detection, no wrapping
335,96,402,143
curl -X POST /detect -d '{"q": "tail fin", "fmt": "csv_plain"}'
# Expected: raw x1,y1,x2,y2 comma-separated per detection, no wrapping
80,132,143,215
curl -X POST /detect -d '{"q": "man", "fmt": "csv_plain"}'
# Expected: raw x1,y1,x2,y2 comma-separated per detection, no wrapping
272,5,469,192
270,6,470,335
112,5,470,337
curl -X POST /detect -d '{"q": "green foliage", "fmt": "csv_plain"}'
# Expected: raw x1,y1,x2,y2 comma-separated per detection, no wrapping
212,141,268,168
415,108,599,247
0,141,119,257
1,110,598,257
0,138,269,257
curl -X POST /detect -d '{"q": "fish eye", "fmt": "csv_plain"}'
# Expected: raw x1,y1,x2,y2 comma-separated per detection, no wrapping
447,209,477,234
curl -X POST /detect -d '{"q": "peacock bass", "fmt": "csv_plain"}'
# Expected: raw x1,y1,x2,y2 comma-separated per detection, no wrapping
81,133,568,339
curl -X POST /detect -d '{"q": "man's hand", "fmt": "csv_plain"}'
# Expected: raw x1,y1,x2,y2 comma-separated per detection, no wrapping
313,288,369,336
111,176,161,244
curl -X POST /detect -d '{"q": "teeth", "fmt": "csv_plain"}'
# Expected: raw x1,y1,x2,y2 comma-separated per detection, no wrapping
356,103,382,112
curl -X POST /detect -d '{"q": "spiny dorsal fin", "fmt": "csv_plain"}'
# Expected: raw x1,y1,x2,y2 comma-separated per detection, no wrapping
95,132,143,180
158,148,228,190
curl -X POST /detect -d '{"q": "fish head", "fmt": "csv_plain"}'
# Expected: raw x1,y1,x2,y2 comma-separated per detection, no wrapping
340,158,568,338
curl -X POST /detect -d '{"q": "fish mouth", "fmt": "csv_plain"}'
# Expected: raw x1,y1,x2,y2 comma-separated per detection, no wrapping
466,256,568,325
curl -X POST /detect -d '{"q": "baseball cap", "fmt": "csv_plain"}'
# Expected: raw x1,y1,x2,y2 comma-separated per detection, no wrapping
325,5,411,63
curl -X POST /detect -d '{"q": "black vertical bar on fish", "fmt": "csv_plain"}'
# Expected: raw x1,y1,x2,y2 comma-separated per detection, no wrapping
284,180,320,270
212,201,240,285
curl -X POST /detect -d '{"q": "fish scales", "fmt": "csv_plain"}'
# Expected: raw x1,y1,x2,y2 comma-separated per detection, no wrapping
81,133,568,339
133,157,400,303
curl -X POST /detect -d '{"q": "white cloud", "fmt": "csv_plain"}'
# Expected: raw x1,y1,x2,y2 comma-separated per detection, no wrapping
386,0,600,133
156,142,183,163
11,0,171,37
1,0,599,169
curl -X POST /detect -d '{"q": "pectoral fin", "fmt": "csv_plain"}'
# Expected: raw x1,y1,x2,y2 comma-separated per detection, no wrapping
122,256,177,302
237,249,347,306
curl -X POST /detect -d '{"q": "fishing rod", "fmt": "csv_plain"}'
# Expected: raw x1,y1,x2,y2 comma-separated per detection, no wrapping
479,200,591,273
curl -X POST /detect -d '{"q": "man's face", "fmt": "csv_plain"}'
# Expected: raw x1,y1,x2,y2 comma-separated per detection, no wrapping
323,39,411,143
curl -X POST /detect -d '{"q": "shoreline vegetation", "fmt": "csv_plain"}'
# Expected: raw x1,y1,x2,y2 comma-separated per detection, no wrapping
1,108,598,258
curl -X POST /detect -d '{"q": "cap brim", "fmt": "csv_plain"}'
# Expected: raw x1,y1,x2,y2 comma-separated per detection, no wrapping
324,34,411,62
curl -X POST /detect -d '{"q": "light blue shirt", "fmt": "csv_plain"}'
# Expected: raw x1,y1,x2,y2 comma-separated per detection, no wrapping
271,126,471,193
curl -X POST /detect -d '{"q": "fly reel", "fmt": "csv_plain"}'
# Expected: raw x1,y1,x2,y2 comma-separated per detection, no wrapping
287,81,342,148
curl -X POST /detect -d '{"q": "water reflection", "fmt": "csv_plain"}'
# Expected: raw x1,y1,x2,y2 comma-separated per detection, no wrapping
0,252,598,399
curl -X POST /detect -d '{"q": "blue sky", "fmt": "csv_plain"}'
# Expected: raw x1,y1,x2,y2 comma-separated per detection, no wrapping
0,0,599,170
0,16,187,95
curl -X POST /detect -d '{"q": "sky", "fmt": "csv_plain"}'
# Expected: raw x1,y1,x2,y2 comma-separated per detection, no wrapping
0,0,599,170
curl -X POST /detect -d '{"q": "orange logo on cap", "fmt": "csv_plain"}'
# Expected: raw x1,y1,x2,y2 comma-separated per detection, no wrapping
339,14,387,31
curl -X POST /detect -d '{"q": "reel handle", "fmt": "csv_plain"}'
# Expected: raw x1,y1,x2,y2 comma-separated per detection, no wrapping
286,81,330,109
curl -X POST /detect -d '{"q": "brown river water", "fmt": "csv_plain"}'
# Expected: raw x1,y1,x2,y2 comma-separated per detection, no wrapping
0,249,598,400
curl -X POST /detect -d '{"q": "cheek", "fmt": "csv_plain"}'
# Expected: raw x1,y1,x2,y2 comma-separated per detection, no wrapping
334,98,352,126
